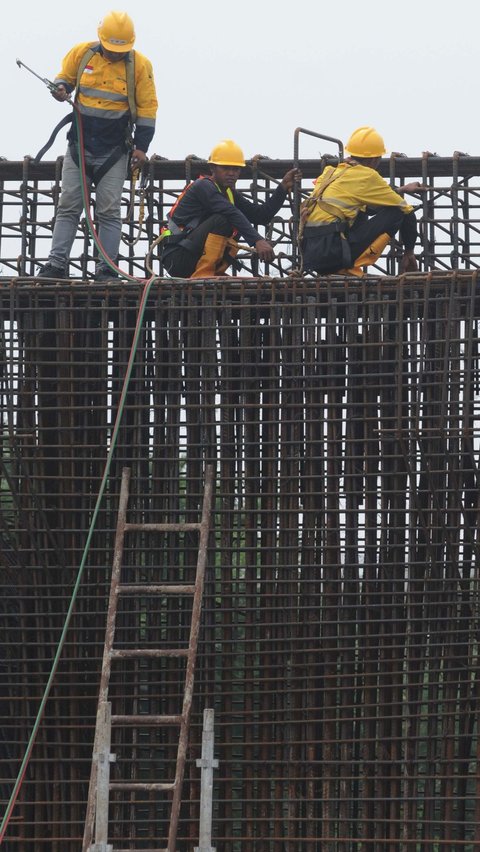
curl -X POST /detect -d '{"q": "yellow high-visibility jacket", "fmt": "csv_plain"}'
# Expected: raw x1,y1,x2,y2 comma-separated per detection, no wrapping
54,41,158,155
305,162,413,226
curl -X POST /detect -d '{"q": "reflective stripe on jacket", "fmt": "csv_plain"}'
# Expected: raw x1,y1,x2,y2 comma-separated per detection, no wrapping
54,41,157,155
305,162,413,227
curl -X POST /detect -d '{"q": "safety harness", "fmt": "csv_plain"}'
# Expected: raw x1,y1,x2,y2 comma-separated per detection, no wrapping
158,176,236,251
34,43,137,185
299,162,358,269
299,163,358,233
121,163,150,246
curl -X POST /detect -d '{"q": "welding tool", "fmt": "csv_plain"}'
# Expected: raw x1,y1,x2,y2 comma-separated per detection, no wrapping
16,58,71,102
16,58,74,162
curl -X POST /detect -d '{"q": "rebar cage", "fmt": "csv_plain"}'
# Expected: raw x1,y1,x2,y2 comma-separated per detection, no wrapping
1,155,480,851
1,271,480,850
2,153,480,279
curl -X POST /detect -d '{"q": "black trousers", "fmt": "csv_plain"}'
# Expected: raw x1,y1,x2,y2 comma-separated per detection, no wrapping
162,214,233,277
302,208,417,274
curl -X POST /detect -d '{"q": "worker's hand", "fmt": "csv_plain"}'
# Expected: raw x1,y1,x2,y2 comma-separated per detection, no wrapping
130,149,147,171
399,250,418,273
255,239,275,263
52,84,69,102
281,168,302,191
398,181,428,195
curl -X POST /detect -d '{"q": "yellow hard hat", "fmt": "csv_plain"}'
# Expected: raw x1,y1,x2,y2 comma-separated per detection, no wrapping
208,140,246,167
346,126,386,158
98,11,136,53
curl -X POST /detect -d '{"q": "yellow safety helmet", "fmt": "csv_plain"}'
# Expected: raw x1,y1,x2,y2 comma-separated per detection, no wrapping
208,140,246,167
98,11,136,53
346,126,386,158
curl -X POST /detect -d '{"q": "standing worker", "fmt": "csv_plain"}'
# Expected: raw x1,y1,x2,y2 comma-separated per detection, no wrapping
38,11,158,281
160,139,301,278
300,126,423,277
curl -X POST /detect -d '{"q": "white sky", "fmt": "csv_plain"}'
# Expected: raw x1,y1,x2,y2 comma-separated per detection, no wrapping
3,0,479,163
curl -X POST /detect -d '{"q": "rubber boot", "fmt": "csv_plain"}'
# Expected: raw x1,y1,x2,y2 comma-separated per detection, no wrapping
191,233,228,278
215,236,239,275
337,265,364,278
339,233,391,276
353,232,391,268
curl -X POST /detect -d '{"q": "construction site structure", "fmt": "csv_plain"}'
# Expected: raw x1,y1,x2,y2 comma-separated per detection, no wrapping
83,466,213,852
1,140,480,279
1,149,480,851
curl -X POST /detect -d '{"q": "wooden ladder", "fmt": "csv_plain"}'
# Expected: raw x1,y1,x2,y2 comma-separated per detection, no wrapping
82,464,214,852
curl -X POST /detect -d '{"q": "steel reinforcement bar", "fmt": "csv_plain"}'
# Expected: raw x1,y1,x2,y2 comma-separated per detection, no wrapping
1,274,480,850
1,153,480,279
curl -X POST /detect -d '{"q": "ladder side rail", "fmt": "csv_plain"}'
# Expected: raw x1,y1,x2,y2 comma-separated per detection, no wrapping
195,708,218,852
93,702,114,851
167,464,215,852
83,467,132,852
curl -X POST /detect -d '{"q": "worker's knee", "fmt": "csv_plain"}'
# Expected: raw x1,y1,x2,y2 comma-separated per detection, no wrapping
57,184,84,217
162,247,197,278
379,207,406,237
207,214,233,237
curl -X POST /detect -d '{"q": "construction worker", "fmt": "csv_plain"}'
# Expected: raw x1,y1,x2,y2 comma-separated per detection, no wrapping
38,11,158,281
160,140,301,278
300,126,423,276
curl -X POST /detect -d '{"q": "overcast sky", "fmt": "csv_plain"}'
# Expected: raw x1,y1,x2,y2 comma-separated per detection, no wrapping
3,0,479,164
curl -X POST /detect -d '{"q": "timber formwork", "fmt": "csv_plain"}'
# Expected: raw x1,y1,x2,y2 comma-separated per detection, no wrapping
1,156,480,851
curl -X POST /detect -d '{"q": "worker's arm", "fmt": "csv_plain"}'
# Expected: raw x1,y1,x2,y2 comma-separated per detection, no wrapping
193,180,268,246
52,41,93,99
51,84,70,102
280,168,302,191
250,170,300,261
398,210,419,272
359,169,415,213
236,182,290,226
395,181,427,196
254,239,275,262
399,250,418,273
131,52,158,165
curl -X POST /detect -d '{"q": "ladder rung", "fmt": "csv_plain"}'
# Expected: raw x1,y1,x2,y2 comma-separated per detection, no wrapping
109,781,175,792
113,848,174,852
118,583,196,595
111,714,182,726
83,466,214,852
125,522,201,532
110,648,188,659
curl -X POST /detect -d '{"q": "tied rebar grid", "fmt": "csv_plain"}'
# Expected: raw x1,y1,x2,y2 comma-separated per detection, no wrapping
1,274,480,851
2,154,480,278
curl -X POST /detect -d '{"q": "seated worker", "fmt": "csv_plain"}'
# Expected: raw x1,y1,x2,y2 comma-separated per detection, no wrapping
300,125,423,276
160,139,300,278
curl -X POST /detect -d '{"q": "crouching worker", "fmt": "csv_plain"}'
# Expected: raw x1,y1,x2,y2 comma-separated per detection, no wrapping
160,139,300,278
300,126,422,277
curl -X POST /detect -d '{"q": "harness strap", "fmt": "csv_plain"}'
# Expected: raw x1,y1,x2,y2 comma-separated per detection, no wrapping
75,45,100,88
76,44,136,143
75,44,136,121
124,52,137,126
35,45,136,165
299,163,355,239
69,142,125,186
163,177,236,242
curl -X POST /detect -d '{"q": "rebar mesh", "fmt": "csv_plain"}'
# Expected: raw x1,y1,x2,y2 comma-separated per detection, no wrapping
1,272,480,850
3,154,480,278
